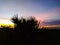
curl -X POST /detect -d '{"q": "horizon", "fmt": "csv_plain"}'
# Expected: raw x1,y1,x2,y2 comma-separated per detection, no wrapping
0,17,60,29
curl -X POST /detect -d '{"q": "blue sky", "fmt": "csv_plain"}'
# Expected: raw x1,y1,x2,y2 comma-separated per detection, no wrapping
0,0,60,22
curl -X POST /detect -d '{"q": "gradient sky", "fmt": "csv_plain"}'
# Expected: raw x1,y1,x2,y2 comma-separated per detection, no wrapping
0,0,60,25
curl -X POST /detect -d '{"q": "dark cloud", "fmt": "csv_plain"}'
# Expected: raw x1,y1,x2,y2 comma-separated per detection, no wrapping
44,20,60,25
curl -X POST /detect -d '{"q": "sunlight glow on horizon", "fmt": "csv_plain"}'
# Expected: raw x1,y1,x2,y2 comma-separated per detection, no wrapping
0,19,14,28
40,25,60,29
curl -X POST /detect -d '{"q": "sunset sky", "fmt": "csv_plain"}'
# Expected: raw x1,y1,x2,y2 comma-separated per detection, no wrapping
0,0,60,28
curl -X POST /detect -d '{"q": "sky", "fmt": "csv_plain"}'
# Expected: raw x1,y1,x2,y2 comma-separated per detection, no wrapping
0,0,60,26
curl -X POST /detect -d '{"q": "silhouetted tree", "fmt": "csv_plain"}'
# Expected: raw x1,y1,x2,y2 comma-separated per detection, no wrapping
11,15,40,45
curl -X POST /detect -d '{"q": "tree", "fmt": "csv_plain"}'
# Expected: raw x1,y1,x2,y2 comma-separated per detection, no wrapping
11,15,40,45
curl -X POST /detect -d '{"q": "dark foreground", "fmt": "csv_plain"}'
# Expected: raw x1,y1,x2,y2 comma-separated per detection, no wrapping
0,28,60,45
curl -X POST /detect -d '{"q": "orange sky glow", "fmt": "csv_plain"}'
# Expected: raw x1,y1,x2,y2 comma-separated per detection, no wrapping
39,25,60,29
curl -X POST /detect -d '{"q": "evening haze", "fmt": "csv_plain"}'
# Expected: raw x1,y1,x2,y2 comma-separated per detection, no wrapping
0,0,60,28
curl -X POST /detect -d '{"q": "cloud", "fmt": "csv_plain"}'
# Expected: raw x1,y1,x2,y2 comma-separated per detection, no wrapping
42,20,60,26
51,7,60,12
23,11,59,21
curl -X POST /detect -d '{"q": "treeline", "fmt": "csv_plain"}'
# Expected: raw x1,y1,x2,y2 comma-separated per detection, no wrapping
0,16,60,45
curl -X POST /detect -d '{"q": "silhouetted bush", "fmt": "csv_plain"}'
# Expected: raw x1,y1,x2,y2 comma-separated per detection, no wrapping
11,16,40,45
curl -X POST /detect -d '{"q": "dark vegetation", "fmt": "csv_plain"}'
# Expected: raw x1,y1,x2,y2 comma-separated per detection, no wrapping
0,16,60,45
